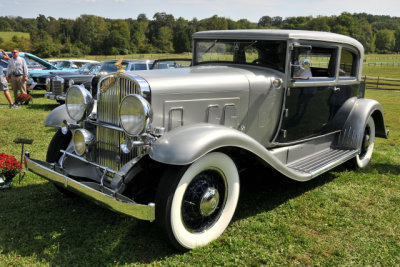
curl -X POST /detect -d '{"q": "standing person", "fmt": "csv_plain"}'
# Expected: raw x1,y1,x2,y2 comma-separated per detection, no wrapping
6,48,28,102
0,49,19,109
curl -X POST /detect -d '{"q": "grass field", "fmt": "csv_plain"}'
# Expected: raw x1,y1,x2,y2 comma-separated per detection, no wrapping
0,66,399,265
0,31,30,42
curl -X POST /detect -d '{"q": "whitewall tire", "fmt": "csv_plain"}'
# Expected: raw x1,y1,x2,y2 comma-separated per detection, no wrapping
354,116,375,168
156,152,240,251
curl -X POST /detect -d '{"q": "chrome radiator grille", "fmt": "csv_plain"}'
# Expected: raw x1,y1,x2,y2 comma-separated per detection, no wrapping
51,80,62,94
95,75,142,171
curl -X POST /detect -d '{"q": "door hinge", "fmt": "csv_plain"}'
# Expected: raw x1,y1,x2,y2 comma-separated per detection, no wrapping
284,109,289,118
281,129,287,138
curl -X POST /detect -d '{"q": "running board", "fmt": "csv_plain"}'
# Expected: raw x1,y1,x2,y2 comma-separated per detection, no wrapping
286,148,358,177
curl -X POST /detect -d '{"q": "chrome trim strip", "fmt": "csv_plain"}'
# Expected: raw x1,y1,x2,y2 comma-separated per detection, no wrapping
272,130,341,147
85,120,125,132
309,150,358,177
59,149,118,175
25,154,155,221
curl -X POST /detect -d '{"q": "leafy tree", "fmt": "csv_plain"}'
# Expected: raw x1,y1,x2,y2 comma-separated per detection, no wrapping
154,26,174,52
105,20,130,55
36,14,48,31
73,15,109,54
31,30,60,57
271,16,283,27
394,27,400,52
375,29,395,53
258,16,272,28
306,17,330,31
0,18,11,31
174,29,190,53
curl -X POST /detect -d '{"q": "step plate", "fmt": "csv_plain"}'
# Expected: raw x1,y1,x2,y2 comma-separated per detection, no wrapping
287,148,358,177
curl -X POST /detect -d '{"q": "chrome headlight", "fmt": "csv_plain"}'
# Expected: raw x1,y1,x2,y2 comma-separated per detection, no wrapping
73,129,94,156
45,77,51,91
66,85,94,122
119,94,152,136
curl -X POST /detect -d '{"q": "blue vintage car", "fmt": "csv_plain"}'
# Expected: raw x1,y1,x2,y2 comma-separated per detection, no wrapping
1,52,96,89
1,52,55,75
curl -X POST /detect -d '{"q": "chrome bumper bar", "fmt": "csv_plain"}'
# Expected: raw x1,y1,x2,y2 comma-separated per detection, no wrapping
45,92,66,101
24,153,155,221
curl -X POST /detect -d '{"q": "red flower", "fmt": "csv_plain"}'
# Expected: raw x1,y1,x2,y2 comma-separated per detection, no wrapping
0,153,23,182
16,94,33,101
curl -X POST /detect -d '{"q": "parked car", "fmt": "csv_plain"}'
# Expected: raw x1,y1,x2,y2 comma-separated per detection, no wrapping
49,59,99,69
41,63,101,103
46,59,191,104
90,59,154,90
30,59,99,89
25,30,388,251
1,52,58,75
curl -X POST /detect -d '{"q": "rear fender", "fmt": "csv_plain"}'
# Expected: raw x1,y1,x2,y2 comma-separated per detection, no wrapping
338,98,388,150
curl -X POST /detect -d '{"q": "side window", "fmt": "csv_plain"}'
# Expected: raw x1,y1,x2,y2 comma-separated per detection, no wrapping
339,49,357,77
291,46,337,79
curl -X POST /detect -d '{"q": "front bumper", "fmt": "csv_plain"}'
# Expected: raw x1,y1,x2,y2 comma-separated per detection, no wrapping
45,92,66,101
24,153,155,221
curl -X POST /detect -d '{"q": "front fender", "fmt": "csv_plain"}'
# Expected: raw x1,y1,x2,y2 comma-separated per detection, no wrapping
45,104,75,127
339,98,388,150
150,123,312,181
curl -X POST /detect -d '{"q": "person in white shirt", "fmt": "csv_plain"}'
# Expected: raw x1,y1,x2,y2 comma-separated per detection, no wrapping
6,48,28,102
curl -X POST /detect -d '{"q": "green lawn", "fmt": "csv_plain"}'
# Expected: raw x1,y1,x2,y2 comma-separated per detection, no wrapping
0,72,399,265
0,31,30,42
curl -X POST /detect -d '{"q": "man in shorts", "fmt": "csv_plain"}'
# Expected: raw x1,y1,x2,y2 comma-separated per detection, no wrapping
0,49,19,109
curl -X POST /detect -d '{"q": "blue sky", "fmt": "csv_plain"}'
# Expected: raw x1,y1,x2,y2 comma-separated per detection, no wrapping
0,0,399,22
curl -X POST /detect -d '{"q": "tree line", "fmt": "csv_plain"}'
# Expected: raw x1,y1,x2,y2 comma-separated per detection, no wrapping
0,12,399,58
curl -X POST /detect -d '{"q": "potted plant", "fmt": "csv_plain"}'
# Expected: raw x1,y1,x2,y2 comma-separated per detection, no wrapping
0,153,23,189
16,94,33,105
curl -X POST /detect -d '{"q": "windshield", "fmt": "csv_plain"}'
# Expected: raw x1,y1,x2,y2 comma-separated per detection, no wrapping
195,39,286,72
56,61,71,68
130,63,148,70
78,63,99,74
99,61,129,73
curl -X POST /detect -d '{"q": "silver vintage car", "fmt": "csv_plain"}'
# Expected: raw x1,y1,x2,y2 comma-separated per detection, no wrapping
25,30,388,251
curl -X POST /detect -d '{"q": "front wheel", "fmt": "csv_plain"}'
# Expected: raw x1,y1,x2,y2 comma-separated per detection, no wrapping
351,116,375,168
155,152,240,251
46,128,73,195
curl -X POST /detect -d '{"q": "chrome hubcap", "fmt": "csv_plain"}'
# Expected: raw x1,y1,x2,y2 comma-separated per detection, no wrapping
200,188,220,216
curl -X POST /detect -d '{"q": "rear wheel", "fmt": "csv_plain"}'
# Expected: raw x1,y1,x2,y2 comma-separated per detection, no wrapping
155,152,240,251
351,116,375,168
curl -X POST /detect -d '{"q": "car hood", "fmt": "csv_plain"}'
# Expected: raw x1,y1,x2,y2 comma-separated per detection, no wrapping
30,68,77,76
131,65,257,95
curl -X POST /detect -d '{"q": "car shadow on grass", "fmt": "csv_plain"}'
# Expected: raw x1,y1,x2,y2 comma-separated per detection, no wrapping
370,163,400,175
25,103,59,112
0,182,175,266
234,166,337,221
0,168,338,265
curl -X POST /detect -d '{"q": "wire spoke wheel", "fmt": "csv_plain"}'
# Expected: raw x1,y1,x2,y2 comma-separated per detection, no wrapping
156,152,240,251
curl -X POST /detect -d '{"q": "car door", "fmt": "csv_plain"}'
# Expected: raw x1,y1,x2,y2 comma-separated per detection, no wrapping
275,42,341,143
